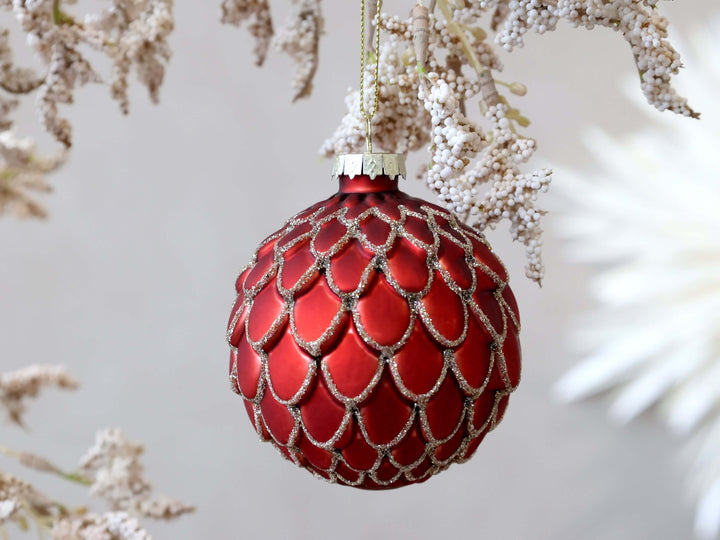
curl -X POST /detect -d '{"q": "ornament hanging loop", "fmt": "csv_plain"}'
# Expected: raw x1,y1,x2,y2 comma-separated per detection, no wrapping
365,117,373,153
360,0,382,154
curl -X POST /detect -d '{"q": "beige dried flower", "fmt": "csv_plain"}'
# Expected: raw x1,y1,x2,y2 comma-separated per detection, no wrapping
83,0,175,115
0,473,29,526
11,0,174,146
0,130,67,219
0,0,174,220
0,30,67,219
137,496,195,520
273,0,323,101
0,29,43,96
221,0,274,66
0,364,78,425
0,471,59,528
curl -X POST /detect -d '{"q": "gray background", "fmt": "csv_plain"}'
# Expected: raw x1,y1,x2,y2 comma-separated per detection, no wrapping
1,1,716,538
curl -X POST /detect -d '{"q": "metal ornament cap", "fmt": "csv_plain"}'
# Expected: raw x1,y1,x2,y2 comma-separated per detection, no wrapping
227,161,521,490
332,153,407,181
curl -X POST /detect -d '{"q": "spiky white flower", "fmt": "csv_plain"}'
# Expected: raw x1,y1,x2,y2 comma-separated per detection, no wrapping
553,18,720,540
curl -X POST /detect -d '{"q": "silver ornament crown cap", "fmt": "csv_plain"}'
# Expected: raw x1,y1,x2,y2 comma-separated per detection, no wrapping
332,153,407,181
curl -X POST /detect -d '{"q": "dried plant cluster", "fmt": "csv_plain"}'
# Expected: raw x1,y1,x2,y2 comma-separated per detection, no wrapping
221,0,695,283
0,365,193,539
0,0,173,219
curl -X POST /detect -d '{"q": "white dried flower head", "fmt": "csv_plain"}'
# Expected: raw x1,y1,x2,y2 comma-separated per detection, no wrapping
420,73,486,212
52,512,151,540
273,0,323,101
0,498,21,525
0,364,78,425
495,0,697,117
475,166,551,282
321,34,430,156
0,0,174,219
80,429,151,511
79,428,193,521
469,103,551,282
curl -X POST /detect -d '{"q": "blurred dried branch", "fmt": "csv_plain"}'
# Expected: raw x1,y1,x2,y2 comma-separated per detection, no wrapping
0,365,194,539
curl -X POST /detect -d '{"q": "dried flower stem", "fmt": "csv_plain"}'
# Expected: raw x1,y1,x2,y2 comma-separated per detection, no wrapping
412,4,429,71
437,0,500,108
0,445,91,486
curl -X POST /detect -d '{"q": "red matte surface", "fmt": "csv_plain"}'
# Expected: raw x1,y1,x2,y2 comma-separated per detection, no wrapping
360,372,414,446
267,331,314,402
293,279,343,343
280,244,317,292
438,238,474,290
246,282,285,345
300,378,347,444
356,276,411,346
422,277,466,341
386,239,430,292
391,424,427,466
323,325,381,400
235,335,261,399
393,321,445,396
454,316,493,389
424,375,464,441
328,240,373,293
359,215,392,246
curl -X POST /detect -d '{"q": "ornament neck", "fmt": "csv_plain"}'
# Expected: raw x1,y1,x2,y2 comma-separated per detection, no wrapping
339,174,398,193
332,153,406,194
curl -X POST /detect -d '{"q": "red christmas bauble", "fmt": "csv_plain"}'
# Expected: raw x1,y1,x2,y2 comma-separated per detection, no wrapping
227,156,521,490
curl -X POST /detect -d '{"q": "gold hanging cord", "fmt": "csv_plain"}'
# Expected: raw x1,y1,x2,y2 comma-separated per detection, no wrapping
359,0,383,153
